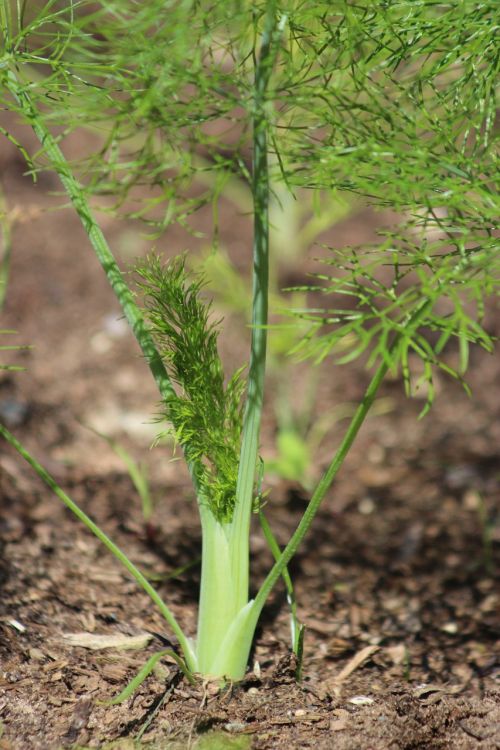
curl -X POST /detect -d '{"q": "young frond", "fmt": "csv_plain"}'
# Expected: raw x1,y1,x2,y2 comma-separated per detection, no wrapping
292,222,499,410
136,255,245,522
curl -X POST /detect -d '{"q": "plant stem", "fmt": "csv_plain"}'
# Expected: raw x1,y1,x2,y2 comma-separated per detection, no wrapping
0,422,197,671
259,510,302,655
195,508,247,675
0,183,12,312
252,293,438,617
193,8,287,678
2,67,203,493
197,340,388,678
229,0,282,609
252,356,389,616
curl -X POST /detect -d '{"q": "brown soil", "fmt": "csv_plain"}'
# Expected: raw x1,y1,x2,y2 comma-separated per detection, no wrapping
0,127,499,750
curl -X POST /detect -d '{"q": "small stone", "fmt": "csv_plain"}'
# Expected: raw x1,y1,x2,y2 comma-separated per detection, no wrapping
358,497,375,515
0,398,30,427
463,489,481,510
385,644,407,666
359,466,394,488
367,444,385,464
480,594,499,613
441,622,458,634
102,313,128,339
7,619,26,633
90,331,113,353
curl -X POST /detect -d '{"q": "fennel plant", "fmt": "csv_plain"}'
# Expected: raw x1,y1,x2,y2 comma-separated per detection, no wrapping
0,0,498,684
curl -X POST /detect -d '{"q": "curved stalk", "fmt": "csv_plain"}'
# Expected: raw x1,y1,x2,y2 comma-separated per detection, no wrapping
1,67,204,494
251,296,438,619
251,356,389,617
0,423,197,671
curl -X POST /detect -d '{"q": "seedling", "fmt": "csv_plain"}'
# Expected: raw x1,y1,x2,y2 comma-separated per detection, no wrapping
0,1,498,687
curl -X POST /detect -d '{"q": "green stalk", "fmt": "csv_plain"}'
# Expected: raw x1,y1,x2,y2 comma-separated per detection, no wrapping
250,296,437,620
0,183,12,312
1,67,203,493
229,0,282,613
251,356,389,618
0,422,197,671
259,510,303,656
193,8,286,678
195,509,242,674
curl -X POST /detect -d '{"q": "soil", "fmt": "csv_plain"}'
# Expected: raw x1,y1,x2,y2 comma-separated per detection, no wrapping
0,123,499,750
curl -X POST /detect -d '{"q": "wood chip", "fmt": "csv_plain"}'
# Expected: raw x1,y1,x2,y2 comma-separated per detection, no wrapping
348,695,374,705
100,663,132,683
294,713,324,723
334,645,379,685
62,632,152,651
64,698,92,745
413,682,465,705
304,617,339,636
43,660,69,673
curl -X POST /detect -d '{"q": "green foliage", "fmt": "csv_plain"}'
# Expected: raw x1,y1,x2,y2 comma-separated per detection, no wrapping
292,229,498,414
2,1,496,399
1,0,498,687
0,183,13,310
136,255,245,522
2,2,497,227
1,0,267,226
277,4,498,196
194,733,252,750
267,427,311,484
274,2,499,413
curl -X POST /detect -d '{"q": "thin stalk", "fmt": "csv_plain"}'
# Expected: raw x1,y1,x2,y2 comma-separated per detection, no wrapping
0,183,12,311
252,356,389,617
0,422,196,671
194,9,285,677
251,296,437,617
188,9,287,678
2,67,203,494
259,510,303,655
229,2,283,607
